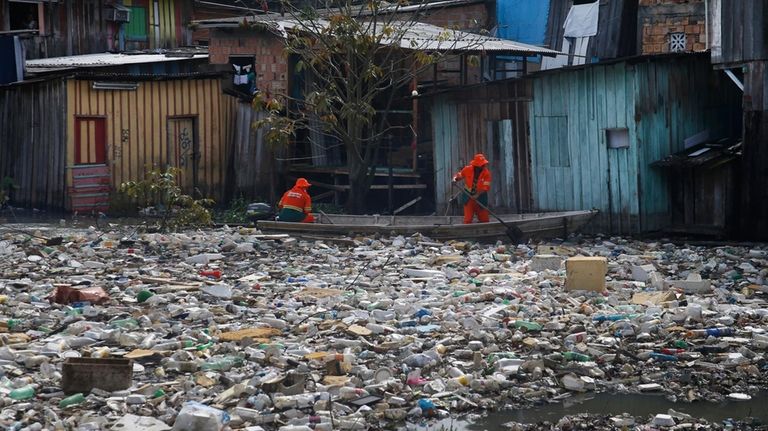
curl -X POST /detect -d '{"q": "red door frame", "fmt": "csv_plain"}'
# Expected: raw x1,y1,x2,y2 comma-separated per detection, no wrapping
74,116,107,165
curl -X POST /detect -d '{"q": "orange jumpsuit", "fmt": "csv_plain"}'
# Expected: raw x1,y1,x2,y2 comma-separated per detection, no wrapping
277,186,315,223
454,165,491,224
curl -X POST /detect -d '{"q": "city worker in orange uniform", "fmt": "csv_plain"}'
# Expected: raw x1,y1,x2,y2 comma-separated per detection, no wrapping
277,178,315,223
453,153,491,224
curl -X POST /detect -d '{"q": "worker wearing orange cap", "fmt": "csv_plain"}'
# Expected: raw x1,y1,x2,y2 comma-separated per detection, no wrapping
277,178,315,223
453,153,491,224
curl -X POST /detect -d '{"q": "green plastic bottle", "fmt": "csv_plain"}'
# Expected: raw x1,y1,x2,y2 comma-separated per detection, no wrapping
109,318,139,329
152,389,166,398
513,320,542,331
201,356,244,371
563,351,591,362
9,386,35,400
673,340,689,349
6,319,21,330
59,393,85,408
136,290,154,303
196,341,214,351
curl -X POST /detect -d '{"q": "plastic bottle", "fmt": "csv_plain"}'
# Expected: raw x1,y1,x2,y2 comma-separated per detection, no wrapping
200,356,243,371
172,401,230,431
513,320,542,331
753,333,768,349
371,309,395,322
649,352,678,362
165,360,200,373
562,352,591,362
136,290,154,303
563,332,587,346
403,353,434,367
673,340,689,349
398,319,418,328
153,340,196,351
686,327,735,338
418,398,436,415
9,386,35,400
59,393,85,408
199,269,222,279
261,317,287,330
592,314,638,322
338,387,369,400
273,393,318,409
109,318,139,329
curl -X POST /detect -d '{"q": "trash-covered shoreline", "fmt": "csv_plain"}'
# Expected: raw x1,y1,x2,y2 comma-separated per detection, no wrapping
0,224,766,430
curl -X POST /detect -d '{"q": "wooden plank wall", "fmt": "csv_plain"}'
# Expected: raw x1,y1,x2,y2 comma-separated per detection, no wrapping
530,62,636,233
0,78,67,208
230,100,275,201
635,55,741,231
529,54,741,234
431,80,533,213
545,0,637,61
741,60,768,239
714,0,768,65
66,78,235,205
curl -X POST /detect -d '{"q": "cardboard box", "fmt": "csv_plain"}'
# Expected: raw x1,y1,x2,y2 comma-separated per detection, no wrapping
565,256,607,292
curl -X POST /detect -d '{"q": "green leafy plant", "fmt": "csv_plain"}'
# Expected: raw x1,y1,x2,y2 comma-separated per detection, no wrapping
216,196,251,224
0,177,17,208
120,167,214,230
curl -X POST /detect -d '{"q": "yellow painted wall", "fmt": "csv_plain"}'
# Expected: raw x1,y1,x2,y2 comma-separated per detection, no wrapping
66,78,235,203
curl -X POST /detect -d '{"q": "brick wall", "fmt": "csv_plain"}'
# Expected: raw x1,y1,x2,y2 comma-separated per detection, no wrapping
209,28,288,97
639,0,706,55
418,2,492,31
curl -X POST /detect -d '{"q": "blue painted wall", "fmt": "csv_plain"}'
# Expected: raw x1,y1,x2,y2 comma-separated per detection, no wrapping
496,0,550,46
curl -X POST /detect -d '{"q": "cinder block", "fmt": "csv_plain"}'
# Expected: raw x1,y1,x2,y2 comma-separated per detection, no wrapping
565,256,607,292
530,254,564,272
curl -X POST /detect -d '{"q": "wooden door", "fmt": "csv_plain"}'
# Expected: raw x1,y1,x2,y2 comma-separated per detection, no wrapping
167,117,198,196
74,117,106,165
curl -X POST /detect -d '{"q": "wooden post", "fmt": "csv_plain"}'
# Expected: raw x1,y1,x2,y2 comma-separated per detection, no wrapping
388,165,394,214
411,76,418,172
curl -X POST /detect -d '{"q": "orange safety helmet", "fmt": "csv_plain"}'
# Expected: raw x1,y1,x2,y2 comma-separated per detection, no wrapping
294,178,311,188
470,153,488,167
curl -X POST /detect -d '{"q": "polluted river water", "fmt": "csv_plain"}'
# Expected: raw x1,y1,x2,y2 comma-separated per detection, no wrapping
428,392,768,430
0,216,766,430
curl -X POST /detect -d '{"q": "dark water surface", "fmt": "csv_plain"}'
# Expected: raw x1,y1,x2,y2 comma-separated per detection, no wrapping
426,392,768,430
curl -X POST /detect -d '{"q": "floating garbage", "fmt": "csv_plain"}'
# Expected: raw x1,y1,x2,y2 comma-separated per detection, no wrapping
0,224,765,430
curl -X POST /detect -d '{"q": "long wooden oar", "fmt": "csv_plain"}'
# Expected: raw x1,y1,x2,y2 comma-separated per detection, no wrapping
451,181,523,243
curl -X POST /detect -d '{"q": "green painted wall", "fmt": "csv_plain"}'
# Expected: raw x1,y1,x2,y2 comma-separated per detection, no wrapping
528,54,741,233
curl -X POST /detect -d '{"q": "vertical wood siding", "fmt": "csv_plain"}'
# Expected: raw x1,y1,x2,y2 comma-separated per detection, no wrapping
431,80,533,213
230,102,275,201
529,54,741,234
66,78,235,205
0,79,67,209
712,0,768,65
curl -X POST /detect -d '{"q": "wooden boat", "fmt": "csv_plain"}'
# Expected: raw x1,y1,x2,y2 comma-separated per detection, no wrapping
256,210,598,241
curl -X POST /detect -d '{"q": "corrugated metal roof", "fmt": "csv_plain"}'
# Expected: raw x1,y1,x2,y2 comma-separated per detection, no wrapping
195,13,559,55
26,52,209,71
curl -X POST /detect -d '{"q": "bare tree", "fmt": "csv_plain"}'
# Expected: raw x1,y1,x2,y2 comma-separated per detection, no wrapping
250,0,482,213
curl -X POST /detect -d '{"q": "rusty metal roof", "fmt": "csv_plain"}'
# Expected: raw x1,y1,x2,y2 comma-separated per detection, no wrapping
194,13,559,56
